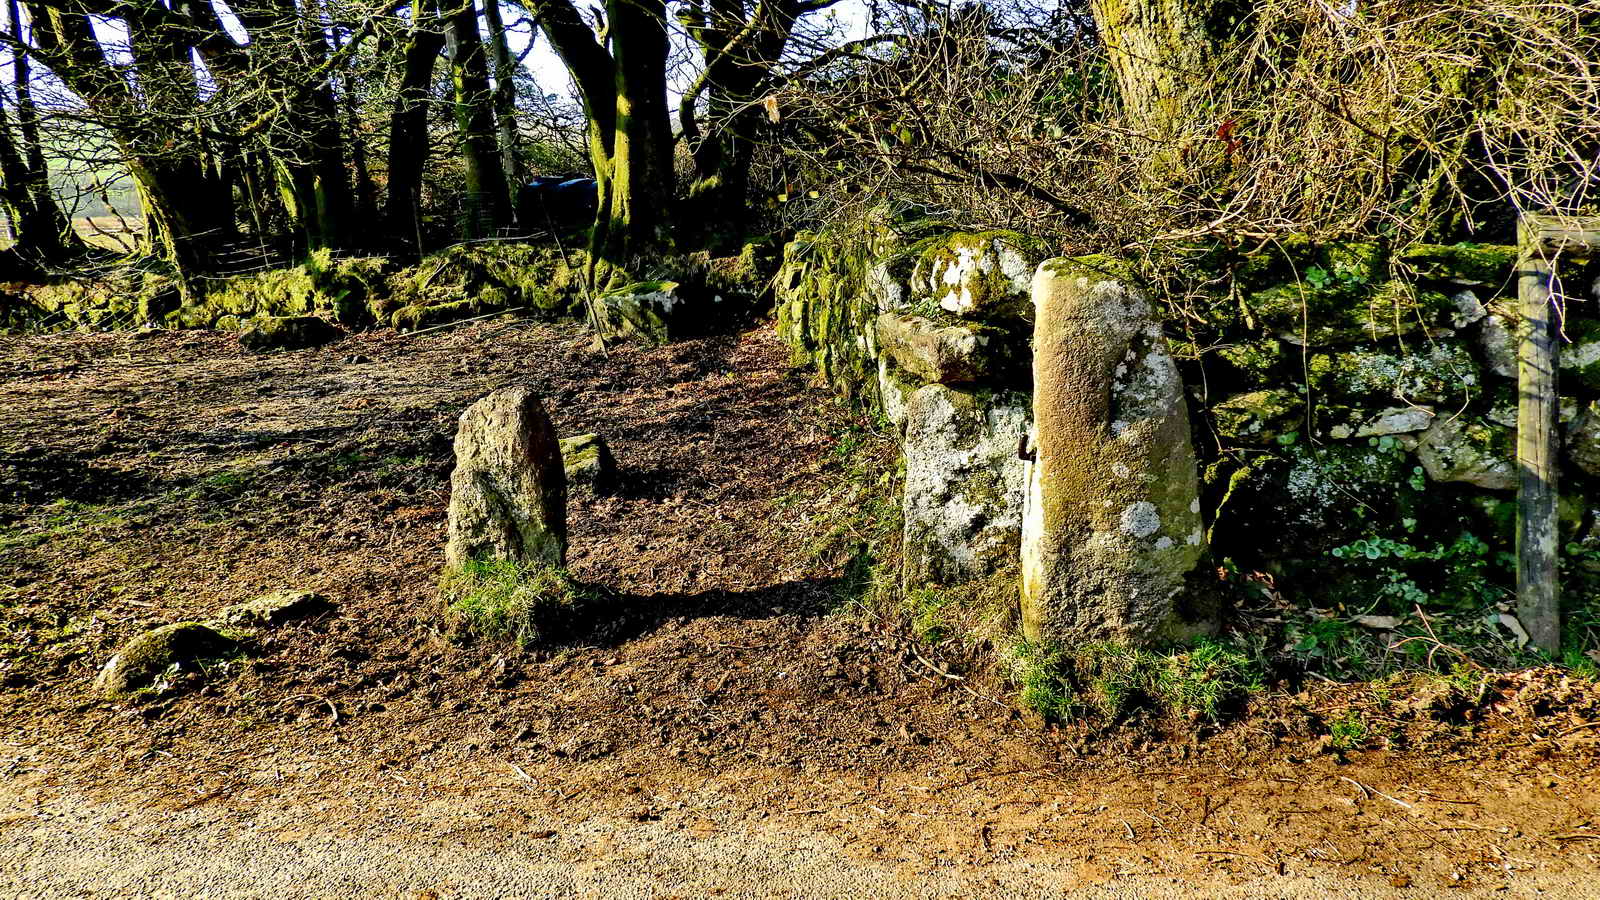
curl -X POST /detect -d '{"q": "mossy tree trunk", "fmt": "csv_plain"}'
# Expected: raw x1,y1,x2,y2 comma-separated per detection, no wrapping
446,0,513,239
385,0,447,246
25,2,211,295
0,0,82,265
482,0,523,197
1087,0,1245,143
532,0,675,290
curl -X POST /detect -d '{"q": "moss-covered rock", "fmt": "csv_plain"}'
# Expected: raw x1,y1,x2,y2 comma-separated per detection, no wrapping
1309,342,1481,405
238,315,343,351
1328,405,1437,439
1567,402,1600,479
908,230,1043,323
902,384,1031,588
774,226,887,409
221,590,332,627
1214,441,1416,558
1214,339,1288,377
203,250,395,327
706,236,780,306
560,433,616,492
877,358,922,431
93,622,236,699
10,270,176,332
874,312,1016,385
1477,304,1517,379
388,243,584,324
1396,243,1518,286
1247,280,1462,346
1559,317,1600,394
1211,389,1304,444
1416,415,1516,491
1021,258,1205,646
596,281,686,345
391,297,501,332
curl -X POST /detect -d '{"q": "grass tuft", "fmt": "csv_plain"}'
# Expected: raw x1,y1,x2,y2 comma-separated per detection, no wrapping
440,558,594,648
1003,637,1264,725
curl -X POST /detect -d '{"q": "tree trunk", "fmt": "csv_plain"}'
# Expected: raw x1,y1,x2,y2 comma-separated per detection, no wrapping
25,2,206,294
385,1,446,247
332,26,380,229
1087,0,1238,141
533,0,675,289
1,0,80,263
591,0,674,281
446,0,512,238
678,0,813,250
482,0,522,196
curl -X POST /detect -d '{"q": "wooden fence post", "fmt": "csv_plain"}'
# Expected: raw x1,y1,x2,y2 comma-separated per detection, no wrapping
1516,216,1560,654
1516,214,1600,656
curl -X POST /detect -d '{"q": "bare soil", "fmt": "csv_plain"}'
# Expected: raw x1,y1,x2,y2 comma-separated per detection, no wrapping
3,322,1600,897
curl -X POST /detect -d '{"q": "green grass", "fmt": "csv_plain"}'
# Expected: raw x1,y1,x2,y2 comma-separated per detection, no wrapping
1328,710,1367,751
0,497,132,552
1004,637,1265,725
907,587,954,644
440,558,594,648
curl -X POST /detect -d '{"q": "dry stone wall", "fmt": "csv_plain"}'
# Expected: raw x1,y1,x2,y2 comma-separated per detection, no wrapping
776,214,1600,639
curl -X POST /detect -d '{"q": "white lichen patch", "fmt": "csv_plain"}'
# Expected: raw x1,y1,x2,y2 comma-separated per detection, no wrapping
1119,501,1161,538
1355,406,1436,437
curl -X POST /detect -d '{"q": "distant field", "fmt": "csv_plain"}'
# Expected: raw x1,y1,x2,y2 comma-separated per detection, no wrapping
0,215,144,253
74,215,144,250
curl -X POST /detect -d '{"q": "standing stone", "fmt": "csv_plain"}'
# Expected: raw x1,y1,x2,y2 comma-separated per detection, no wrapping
1020,258,1205,645
446,386,567,571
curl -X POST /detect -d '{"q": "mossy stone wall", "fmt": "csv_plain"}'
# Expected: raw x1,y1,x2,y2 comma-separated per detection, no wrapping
777,222,1600,623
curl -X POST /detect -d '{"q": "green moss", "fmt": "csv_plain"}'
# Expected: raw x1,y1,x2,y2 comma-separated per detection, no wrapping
1211,389,1304,444
200,254,394,328
389,244,584,322
1396,243,1518,286
1215,339,1286,375
1042,253,1142,286
8,271,171,332
391,297,499,332
1309,342,1481,404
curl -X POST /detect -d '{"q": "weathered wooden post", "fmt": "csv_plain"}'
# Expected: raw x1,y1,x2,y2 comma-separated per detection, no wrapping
1516,214,1600,655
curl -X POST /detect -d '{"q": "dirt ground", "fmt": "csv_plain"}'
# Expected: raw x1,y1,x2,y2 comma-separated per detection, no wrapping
3,322,1600,898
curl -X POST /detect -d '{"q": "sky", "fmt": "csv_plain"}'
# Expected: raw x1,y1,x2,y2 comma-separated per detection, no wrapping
39,0,874,111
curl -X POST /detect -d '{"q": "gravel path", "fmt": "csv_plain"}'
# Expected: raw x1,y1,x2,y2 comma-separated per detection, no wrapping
3,763,1596,899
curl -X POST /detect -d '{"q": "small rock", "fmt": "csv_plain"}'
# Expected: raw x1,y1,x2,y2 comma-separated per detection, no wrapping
1211,390,1303,444
238,315,342,352
1353,406,1435,437
1566,402,1600,478
1416,415,1516,491
221,590,332,627
94,622,236,700
1477,310,1517,378
559,433,616,492
1449,290,1487,329
596,281,685,345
